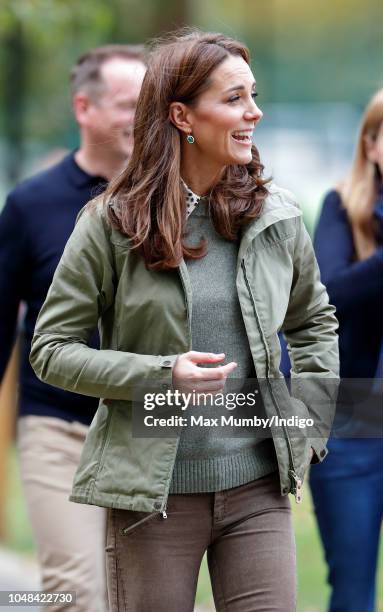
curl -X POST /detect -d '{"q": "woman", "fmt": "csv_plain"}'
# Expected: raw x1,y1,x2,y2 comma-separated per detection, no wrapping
310,89,383,612
30,30,338,612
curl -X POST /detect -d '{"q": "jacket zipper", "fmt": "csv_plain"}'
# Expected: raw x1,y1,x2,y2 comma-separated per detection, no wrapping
241,259,302,503
178,265,192,338
121,510,162,535
152,265,193,521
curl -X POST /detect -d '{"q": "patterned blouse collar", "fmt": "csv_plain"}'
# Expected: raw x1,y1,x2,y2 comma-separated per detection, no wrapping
181,179,202,218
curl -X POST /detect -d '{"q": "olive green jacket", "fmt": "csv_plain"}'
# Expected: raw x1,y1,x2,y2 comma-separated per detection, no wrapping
30,184,339,513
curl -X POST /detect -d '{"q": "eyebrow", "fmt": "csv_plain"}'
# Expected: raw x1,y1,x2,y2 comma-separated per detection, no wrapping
224,83,257,93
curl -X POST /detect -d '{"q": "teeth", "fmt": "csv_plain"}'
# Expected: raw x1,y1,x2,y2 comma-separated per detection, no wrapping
232,131,253,142
232,131,252,137
232,133,252,142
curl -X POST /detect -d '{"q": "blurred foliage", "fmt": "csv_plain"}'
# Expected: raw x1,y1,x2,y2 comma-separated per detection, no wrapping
0,0,189,144
0,0,190,180
0,0,383,182
194,0,383,102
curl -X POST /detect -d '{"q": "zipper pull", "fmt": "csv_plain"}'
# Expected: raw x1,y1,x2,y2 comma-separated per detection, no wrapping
289,470,303,504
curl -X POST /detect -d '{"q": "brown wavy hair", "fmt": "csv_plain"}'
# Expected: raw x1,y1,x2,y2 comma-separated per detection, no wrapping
104,29,270,270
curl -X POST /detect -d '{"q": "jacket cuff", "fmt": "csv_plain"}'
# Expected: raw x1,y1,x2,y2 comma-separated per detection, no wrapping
309,438,328,464
157,355,179,391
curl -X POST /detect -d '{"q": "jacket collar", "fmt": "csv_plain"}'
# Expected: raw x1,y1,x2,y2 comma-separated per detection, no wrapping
237,183,302,264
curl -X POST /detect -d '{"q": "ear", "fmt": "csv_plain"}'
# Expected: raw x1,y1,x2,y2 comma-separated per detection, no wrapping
169,102,193,135
72,93,92,126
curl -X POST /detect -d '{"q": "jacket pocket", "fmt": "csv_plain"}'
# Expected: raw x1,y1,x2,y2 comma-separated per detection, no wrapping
115,509,160,536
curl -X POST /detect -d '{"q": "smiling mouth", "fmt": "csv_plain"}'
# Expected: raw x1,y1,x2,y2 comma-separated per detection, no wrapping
231,131,253,144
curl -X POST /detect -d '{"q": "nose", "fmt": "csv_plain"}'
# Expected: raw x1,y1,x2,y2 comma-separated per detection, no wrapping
245,101,263,123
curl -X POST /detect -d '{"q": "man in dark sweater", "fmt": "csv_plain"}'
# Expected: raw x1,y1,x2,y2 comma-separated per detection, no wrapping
0,45,145,610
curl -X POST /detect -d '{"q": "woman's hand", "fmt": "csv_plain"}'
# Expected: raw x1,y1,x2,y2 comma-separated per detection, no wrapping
172,351,237,395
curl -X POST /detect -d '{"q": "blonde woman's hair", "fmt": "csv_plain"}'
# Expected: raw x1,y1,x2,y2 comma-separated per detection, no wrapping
340,89,383,258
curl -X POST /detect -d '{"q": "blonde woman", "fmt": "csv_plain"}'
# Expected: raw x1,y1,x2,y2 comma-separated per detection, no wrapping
310,89,383,612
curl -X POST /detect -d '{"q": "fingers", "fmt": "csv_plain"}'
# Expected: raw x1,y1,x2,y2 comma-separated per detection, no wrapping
196,361,238,380
173,352,238,396
186,351,226,364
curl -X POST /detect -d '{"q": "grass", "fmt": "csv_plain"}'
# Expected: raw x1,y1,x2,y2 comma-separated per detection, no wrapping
4,447,383,611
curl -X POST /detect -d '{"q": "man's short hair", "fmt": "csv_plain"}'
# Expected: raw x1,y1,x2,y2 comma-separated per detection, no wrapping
70,44,146,100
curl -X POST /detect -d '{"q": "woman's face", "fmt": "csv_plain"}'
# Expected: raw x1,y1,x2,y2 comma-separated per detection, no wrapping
184,55,262,168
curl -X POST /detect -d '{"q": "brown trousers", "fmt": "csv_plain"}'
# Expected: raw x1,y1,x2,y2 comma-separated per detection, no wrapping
106,471,296,611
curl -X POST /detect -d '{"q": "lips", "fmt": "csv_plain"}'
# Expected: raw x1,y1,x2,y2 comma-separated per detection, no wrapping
231,130,253,143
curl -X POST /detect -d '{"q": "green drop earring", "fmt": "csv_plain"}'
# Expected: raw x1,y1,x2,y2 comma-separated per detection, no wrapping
186,134,195,144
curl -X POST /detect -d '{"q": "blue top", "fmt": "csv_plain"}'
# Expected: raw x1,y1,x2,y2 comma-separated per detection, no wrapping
0,152,106,425
313,189,383,379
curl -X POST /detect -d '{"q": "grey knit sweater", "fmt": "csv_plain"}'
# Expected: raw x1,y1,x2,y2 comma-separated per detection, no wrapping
169,192,277,494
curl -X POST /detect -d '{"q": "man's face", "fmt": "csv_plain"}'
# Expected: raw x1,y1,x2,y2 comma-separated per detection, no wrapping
83,57,146,160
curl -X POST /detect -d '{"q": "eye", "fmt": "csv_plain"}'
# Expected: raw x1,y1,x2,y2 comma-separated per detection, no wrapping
228,92,258,104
